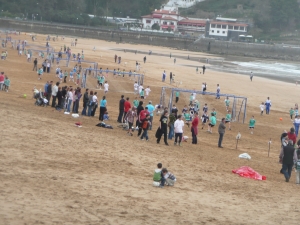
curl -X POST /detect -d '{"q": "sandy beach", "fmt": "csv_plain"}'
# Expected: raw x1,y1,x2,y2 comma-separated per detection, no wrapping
0,33,299,225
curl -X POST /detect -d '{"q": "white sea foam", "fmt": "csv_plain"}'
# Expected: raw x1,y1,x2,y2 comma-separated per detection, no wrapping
231,61,300,77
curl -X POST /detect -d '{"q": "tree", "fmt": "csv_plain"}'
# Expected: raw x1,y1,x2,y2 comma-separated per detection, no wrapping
270,0,299,29
151,23,160,30
167,26,172,32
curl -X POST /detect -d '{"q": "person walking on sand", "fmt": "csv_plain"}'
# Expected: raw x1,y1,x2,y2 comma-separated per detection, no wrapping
216,84,220,99
170,72,173,84
202,65,206,74
280,140,296,182
218,118,226,148
260,102,265,115
207,112,216,133
250,71,254,81
265,97,271,114
225,110,232,130
162,70,166,82
191,112,199,144
249,116,256,134
33,58,38,71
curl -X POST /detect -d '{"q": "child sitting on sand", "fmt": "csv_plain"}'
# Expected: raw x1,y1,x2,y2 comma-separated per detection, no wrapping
161,168,176,187
153,163,163,187
103,111,109,120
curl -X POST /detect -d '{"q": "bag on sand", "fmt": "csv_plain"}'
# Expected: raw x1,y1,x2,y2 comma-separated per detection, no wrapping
155,127,162,138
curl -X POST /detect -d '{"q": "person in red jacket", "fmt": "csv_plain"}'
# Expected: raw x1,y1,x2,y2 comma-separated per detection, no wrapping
123,97,131,123
191,112,199,144
287,127,297,145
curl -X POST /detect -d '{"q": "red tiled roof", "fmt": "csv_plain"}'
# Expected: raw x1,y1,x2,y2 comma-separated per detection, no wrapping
152,10,178,15
141,15,152,18
178,19,206,25
210,21,248,27
162,16,178,21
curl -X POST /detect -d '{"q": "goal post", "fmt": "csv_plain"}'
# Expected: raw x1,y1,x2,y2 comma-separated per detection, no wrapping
160,87,247,123
81,68,144,89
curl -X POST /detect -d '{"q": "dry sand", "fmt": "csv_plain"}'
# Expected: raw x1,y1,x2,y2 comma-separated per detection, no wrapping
0,33,299,225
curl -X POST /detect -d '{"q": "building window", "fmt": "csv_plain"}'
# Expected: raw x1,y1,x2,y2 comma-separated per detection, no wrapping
234,26,239,30
217,24,221,28
170,22,174,25
217,30,220,33
163,21,167,25
222,31,226,34
146,20,151,24
211,24,216,28
222,25,227,29
239,26,245,31
228,25,233,30
211,30,214,33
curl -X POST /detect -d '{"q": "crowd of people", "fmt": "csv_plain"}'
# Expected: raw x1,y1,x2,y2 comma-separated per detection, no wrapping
280,128,300,184
5,33,300,188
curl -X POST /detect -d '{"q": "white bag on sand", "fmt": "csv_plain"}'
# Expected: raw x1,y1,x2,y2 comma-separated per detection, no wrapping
72,114,79,118
153,181,160,187
239,153,251,160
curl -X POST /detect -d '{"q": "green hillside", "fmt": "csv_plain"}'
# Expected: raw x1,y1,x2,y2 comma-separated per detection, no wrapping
0,0,164,25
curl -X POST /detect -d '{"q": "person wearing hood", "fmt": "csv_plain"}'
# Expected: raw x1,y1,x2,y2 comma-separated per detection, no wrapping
288,127,297,145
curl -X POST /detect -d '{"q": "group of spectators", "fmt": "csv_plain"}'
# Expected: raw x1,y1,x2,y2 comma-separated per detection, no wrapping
43,81,108,118
280,128,300,184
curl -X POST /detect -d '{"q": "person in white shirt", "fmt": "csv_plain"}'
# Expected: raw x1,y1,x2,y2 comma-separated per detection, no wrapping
91,92,98,117
265,97,271,115
134,81,139,94
51,82,59,108
27,53,31,62
145,86,151,98
104,81,109,94
260,102,265,115
174,115,184,146
138,85,143,96
67,88,73,112
192,90,196,101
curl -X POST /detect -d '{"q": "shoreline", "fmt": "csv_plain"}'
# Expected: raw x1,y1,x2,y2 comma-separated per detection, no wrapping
111,48,299,84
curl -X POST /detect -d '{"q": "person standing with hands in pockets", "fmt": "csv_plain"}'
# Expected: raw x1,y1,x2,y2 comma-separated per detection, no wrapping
218,118,226,148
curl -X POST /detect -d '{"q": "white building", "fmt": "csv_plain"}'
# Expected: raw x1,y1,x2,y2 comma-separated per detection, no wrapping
207,18,248,41
162,0,205,11
141,9,185,31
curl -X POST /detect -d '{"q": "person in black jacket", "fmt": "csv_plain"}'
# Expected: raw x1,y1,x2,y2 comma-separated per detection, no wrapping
56,87,62,109
33,58,38,71
157,110,169,146
117,95,125,123
81,88,89,116
282,140,296,182
61,86,67,110
46,81,52,105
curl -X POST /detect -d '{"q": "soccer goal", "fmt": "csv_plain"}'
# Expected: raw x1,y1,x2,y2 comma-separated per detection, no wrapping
160,87,248,123
81,68,145,89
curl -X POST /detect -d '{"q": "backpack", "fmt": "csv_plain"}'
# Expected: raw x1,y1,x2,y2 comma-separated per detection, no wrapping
153,171,161,182
142,120,148,129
